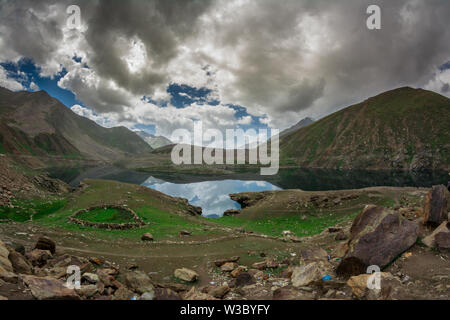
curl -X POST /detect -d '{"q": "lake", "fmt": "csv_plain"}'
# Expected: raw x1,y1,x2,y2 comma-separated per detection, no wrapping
48,166,449,217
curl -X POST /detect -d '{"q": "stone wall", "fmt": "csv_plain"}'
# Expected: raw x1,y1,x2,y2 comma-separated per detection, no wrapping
68,205,147,230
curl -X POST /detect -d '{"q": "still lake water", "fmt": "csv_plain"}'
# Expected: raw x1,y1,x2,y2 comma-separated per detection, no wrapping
142,177,280,217
49,166,448,217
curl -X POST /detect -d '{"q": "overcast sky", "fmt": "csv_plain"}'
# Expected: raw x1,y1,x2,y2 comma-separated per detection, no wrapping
0,0,449,138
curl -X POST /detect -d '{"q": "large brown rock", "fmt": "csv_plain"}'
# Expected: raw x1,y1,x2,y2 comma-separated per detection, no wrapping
123,270,155,294
34,236,56,254
26,249,52,267
422,221,450,248
0,241,13,273
435,232,450,250
22,275,80,300
291,261,334,287
8,251,32,275
174,268,198,282
337,206,418,277
423,185,449,226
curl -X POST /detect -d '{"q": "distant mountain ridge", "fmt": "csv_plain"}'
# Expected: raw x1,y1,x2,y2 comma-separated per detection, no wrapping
135,130,173,149
280,117,314,137
280,87,450,171
0,87,152,161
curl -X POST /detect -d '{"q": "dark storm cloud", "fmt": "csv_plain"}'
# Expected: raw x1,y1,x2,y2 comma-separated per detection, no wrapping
0,0,449,129
84,0,214,96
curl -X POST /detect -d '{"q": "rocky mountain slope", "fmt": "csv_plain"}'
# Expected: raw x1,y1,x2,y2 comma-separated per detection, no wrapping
0,87,152,161
280,87,450,171
280,117,314,138
135,130,172,149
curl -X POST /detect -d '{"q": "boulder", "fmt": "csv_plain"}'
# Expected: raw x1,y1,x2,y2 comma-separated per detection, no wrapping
76,285,98,298
141,233,154,242
337,206,418,277
123,270,155,294
220,262,238,272
435,232,450,250
230,266,247,278
25,249,52,267
235,272,255,287
113,286,135,300
139,291,155,300
335,231,348,241
8,251,32,275
209,285,230,299
82,272,100,284
422,221,450,248
214,256,240,267
291,261,334,287
251,261,267,270
0,241,13,273
179,230,191,236
0,271,18,283
22,275,80,300
223,209,241,216
423,185,449,226
34,236,56,254
154,288,181,300
347,272,404,300
183,287,217,300
174,268,198,282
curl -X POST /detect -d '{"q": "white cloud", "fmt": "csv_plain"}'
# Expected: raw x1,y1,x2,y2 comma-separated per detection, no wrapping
425,69,450,97
0,65,24,91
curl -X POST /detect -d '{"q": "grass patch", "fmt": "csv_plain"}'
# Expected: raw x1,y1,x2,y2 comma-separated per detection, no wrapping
76,208,135,224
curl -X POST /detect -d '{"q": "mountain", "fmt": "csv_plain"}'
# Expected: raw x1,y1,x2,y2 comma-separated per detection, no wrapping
0,87,152,161
280,87,450,171
280,117,314,137
135,130,173,149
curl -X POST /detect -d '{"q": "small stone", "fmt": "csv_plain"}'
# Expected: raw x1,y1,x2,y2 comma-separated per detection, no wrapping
220,262,238,272
141,233,154,241
174,268,199,282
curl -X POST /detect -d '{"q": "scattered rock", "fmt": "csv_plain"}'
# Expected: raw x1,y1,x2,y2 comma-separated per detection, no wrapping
34,236,56,254
8,251,32,275
179,230,191,236
337,206,418,277
76,285,98,298
113,286,134,300
220,262,238,272
139,291,155,300
22,275,80,300
422,221,450,248
334,231,348,241
423,185,449,226
435,232,450,250
223,209,241,217
235,273,255,287
82,273,100,284
174,268,198,282
210,285,230,299
252,261,267,270
89,257,104,266
123,270,155,294
214,256,240,267
25,249,52,267
141,233,154,242
291,261,334,287
231,266,247,278
0,271,18,283
183,287,217,300
0,241,13,273
328,227,342,233
154,288,181,300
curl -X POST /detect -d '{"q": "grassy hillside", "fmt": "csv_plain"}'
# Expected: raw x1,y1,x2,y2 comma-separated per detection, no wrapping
0,87,152,161
280,87,450,170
